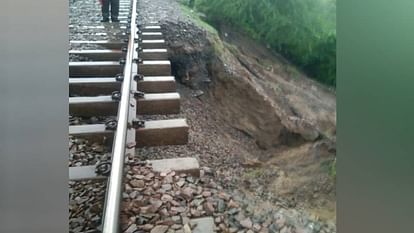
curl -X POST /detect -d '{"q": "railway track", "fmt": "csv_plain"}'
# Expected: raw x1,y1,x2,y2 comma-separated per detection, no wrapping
68,1,334,233
69,0,200,232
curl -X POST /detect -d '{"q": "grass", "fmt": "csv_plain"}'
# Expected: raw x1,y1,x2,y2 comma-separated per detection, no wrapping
179,2,226,55
179,3,218,35
321,158,336,180
243,168,265,179
186,0,336,86
330,158,336,180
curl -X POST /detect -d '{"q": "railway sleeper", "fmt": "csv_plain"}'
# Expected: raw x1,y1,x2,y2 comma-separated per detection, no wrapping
141,39,166,49
69,93,180,116
69,76,176,95
69,118,189,146
140,32,164,40
140,25,162,33
140,48,168,60
70,40,126,50
69,77,121,96
69,157,199,181
69,49,125,61
138,60,171,76
69,61,125,77
69,60,171,77
69,25,128,30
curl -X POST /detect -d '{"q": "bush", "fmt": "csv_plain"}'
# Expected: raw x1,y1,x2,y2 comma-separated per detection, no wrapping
190,0,336,86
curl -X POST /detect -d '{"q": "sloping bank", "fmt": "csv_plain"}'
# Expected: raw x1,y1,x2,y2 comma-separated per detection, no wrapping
164,6,336,151
161,3,336,222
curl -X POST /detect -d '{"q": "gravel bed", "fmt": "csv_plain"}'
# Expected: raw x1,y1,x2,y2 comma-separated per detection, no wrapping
70,0,130,60
69,136,111,167
119,158,335,233
69,2,130,232
69,180,106,233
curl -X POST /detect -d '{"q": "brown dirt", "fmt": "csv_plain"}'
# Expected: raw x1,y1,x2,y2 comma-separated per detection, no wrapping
161,5,337,223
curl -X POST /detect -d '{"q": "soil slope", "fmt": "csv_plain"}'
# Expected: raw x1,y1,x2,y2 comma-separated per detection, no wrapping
142,0,337,228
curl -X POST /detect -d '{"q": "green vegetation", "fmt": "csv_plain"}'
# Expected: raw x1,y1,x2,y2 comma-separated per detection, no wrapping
243,168,265,179
180,4,226,55
330,158,336,179
321,158,336,180
182,0,336,86
180,4,219,35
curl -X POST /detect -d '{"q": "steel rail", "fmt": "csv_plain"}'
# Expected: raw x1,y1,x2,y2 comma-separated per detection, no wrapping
101,0,138,232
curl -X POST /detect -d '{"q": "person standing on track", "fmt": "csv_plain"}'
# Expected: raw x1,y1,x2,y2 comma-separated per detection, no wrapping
100,0,119,22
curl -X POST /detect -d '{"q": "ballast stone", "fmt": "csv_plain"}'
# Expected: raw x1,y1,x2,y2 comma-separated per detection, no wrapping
190,217,215,233
148,157,200,177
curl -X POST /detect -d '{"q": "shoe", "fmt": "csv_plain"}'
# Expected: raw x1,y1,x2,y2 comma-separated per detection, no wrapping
101,18,109,22
111,18,120,23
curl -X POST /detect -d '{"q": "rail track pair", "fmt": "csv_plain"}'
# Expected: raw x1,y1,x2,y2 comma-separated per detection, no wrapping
69,0,189,232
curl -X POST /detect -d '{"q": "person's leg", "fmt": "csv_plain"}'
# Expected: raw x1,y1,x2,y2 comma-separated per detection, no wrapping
101,0,110,21
110,0,119,22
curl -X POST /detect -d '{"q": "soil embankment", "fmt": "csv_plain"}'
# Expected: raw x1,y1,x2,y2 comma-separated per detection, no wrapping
141,0,337,228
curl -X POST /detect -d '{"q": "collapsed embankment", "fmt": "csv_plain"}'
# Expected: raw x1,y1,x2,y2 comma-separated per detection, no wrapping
161,9,337,221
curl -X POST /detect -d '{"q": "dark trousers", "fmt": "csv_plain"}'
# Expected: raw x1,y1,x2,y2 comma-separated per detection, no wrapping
102,0,119,20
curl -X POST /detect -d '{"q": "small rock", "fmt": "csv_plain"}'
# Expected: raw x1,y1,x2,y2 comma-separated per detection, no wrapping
125,224,137,233
253,223,261,232
171,206,186,213
177,180,185,187
129,191,138,199
190,208,201,217
182,217,190,225
228,208,239,215
268,224,278,233
151,225,169,233
259,227,269,233
240,218,253,229
180,187,194,200
229,227,238,233
215,217,222,224
150,199,163,210
228,199,239,208
192,90,204,98
134,174,145,180
183,224,192,233
202,191,211,197
159,208,170,217
186,176,194,183
172,215,181,223
161,194,173,202
130,180,145,188
217,199,225,213
140,224,154,231
218,192,231,201
164,175,173,184
161,184,172,191
204,202,215,215
171,224,182,230
279,226,291,233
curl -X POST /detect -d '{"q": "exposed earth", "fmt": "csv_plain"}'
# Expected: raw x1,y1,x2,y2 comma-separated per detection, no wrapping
138,0,336,223
69,0,336,232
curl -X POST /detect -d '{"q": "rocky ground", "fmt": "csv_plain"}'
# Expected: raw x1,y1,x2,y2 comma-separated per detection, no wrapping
69,0,336,232
137,0,336,226
119,161,334,233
